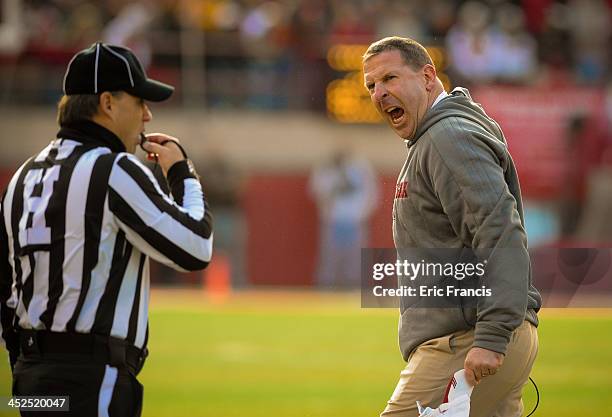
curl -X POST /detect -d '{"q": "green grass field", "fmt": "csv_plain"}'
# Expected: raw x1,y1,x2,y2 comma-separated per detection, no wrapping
1,289,611,416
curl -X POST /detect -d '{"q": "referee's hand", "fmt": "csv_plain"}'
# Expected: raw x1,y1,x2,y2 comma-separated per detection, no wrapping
141,133,186,176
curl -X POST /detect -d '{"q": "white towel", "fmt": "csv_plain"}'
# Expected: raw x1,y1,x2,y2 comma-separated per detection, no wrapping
417,370,474,417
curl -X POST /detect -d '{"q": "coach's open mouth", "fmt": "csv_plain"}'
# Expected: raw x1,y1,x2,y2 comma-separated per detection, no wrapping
386,106,405,125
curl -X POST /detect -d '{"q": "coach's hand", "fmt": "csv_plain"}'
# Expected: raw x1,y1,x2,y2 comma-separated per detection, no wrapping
464,347,504,386
141,133,186,176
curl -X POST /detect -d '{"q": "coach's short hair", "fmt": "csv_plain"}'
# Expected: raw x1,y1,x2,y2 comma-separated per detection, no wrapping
56,92,122,126
363,36,433,70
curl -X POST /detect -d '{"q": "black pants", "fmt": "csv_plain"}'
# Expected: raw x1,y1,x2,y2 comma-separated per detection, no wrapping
12,356,143,417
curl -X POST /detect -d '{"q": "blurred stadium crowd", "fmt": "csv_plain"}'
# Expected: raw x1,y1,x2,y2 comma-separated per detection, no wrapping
1,0,611,106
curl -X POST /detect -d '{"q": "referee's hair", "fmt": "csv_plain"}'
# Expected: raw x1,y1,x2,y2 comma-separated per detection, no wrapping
56,92,122,126
363,36,433,70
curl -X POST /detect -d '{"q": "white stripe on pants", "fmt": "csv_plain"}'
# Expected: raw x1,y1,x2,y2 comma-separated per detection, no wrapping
98,365,118,417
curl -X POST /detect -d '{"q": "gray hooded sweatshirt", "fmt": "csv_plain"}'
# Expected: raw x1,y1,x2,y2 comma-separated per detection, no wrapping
393,87,541,360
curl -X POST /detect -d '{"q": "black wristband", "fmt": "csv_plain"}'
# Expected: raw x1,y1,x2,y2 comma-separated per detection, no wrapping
167,159,198,188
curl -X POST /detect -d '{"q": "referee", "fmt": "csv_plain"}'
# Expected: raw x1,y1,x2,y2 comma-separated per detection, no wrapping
0,43,213,416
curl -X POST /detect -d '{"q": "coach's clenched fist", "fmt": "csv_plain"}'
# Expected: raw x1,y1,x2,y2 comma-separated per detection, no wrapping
464,347,504,386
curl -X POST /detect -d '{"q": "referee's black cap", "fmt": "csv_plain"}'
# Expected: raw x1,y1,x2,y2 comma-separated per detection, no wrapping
63,42,174,102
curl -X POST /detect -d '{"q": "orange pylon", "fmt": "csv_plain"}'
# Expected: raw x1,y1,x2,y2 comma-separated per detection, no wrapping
203,251,231,303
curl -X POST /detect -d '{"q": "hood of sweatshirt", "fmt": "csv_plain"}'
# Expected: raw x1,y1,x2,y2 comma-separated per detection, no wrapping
407,87,505,149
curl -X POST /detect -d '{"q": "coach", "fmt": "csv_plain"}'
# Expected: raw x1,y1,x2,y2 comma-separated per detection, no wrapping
363,37,541,417
0,43,213,416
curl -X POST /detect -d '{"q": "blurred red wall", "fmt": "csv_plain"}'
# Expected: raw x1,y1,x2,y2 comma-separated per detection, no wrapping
474,86,607,199
243,174,395,285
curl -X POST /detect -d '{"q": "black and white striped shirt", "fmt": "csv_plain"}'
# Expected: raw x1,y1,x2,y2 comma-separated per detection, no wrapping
0,121,213,354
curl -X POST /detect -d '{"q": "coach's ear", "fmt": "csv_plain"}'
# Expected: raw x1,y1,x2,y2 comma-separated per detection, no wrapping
423,64,437,92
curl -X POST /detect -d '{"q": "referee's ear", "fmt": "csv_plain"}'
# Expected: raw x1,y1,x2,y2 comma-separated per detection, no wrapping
98,91,115,120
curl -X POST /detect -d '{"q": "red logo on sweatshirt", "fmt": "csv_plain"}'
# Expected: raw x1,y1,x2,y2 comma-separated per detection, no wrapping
395,181,408,199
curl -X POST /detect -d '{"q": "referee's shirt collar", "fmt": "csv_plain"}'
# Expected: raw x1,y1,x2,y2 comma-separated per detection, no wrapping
57,120,126,153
